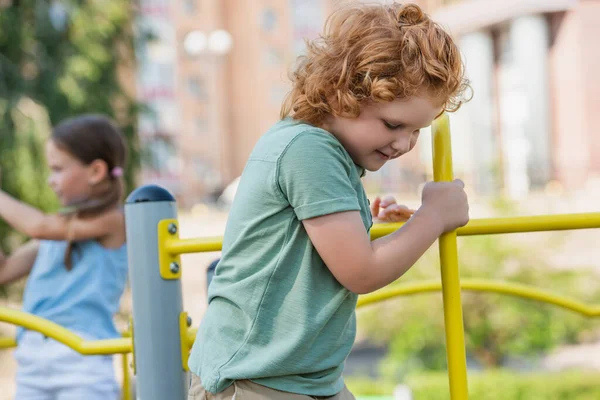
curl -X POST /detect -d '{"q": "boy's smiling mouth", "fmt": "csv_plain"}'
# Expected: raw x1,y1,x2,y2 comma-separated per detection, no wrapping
376,150,390,160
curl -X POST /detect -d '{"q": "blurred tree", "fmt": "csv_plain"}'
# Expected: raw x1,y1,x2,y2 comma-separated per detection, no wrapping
358,233,600,378
0,1,139,268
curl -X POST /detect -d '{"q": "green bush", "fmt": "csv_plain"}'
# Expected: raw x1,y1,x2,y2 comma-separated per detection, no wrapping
357,234,600,373
1,1,141,299
345,377,396,396
346,371,600,399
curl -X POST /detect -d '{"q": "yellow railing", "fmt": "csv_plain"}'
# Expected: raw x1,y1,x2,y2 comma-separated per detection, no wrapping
3,277,599,398
161,212,600,256
356,279,600,317
0,306,200,400
2,114,599,399
0,307,131,354
0,307,133,400
162,214,600,254
3,278,599,349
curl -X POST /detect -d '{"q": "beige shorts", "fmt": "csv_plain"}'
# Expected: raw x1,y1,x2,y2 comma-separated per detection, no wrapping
188,373,356,400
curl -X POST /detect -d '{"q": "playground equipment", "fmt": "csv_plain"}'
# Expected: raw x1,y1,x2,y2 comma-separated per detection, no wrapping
1,114,600,400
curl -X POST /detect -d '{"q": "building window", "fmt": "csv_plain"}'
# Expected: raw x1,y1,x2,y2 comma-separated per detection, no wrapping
195,117,209,134
261,7,277,32
183,0,196,13
192,157,222,190
270,84,288,105
140,0,170,16
263,47,283,66
187,77,208,100
143,136,179,175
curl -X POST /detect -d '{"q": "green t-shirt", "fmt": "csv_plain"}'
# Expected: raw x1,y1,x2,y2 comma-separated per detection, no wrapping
188,118,373,396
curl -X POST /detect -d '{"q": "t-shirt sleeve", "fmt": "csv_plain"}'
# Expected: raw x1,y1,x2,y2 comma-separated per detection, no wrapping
277,130,361,221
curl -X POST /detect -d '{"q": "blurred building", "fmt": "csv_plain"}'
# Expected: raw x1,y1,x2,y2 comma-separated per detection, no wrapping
428,0,600,197
135,0,600,206
136,0,338,207
135,0,182,197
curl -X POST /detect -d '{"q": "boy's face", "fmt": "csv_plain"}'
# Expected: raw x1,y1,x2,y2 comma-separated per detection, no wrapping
326,94,443,171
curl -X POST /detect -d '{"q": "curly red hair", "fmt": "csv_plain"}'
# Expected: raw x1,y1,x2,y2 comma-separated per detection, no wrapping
281,2,471,127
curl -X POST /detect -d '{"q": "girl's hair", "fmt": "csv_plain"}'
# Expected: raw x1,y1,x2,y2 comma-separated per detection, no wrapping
281,2,471,126
51,114,127,269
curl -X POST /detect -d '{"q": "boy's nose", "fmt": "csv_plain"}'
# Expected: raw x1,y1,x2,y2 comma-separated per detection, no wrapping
390,136,411,155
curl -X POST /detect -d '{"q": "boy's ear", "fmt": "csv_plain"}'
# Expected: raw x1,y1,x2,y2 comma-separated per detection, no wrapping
88,159,109,185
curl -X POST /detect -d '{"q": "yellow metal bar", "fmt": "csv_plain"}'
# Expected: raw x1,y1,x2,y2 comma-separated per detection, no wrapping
5,276,597,347
0,335,17,349
128,317,136,374
158,219,182,280
357,279,600,317
180,312,191,371
432,114,468,399
457,213,600,235
188,327,198,347
3,326,134,400
121,326,132,400
370,213,600,239
121,353,131,400
160,212,600,256
0,307,132,355
165,236,224,255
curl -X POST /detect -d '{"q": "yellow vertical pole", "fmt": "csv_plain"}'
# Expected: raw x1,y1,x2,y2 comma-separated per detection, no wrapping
121,352,132,400
431,114,469,399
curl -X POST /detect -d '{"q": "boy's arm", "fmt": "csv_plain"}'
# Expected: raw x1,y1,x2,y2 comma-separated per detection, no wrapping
0,190,123,242
303,180,468,294
0,240,39,285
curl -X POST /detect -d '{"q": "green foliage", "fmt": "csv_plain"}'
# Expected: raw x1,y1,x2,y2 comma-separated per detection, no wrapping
346,371,600,399
357,233,600,376
345,377,396,397
0,1,140,259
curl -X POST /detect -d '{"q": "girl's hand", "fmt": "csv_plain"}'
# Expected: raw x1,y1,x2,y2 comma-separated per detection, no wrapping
371,196,415,223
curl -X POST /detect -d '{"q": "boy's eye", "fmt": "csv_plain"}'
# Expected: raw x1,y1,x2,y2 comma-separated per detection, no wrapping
383,120,404,130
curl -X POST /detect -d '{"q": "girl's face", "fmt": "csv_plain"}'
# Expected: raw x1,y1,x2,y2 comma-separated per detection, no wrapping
45,140,104,207
325,93,443,172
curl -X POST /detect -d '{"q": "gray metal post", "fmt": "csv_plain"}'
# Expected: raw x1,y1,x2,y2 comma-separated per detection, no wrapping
125,185,187,400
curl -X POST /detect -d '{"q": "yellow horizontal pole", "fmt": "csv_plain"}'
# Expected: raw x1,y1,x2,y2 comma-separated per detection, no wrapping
0,336,17,349
165,236,223,254
162,213,600,256
6,280,596,352
357,279,600,317
0,307,132,355
371,212,600,240
458,213,600,236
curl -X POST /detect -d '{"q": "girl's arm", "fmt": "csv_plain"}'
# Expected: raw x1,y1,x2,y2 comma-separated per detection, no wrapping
0,240,39,285
0,190,124,242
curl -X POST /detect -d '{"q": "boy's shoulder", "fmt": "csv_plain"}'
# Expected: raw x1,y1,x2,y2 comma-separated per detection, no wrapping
250,118,345,163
